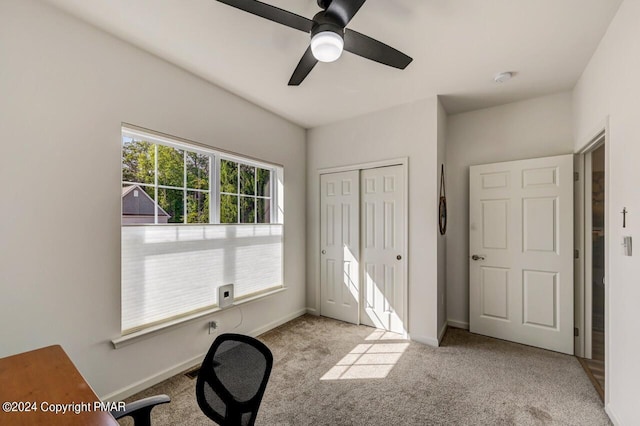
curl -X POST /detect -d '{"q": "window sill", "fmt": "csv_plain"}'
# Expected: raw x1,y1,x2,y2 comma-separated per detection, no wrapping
111,287,287,349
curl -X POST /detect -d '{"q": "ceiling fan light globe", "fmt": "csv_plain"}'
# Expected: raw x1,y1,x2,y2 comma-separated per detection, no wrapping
311,31,344,62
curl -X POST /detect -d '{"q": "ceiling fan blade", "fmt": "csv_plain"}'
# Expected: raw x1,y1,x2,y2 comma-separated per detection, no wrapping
288,47,318,86
217,0,313,33
344,29,412,69
325,0,367,27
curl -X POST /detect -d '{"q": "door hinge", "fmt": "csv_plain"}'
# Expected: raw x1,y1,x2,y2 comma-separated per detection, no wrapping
574,172,579,182
574,327,579,337
574,249,579,259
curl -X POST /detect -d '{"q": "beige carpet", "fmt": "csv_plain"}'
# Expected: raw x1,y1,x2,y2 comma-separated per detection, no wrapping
119,315,610,425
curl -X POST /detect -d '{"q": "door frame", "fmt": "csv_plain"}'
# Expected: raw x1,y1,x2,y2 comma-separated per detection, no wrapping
583,138,606,360
574,117,610,404
316,157,409,335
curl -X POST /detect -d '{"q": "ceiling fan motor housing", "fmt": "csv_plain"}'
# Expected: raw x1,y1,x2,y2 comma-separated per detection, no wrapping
311,12,345,40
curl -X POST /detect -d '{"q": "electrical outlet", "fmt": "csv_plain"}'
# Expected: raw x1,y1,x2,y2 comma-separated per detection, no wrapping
208,320,218,335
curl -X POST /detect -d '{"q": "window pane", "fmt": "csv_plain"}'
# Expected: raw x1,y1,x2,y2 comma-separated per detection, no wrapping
256,198,271,224
158,188,184,223
187,191,209,224
122,184,156,224
157,145,184,187
122,139,155,185
220,194,238,223
256,168,270,197
220,160,238,193
240,196,255,223
187,152,209,190
240,164,255,196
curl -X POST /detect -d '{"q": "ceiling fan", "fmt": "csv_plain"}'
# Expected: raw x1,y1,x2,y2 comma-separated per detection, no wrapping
216,0,413,85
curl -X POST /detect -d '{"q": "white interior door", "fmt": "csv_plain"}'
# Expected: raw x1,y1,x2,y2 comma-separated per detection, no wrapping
320,171,359,324
360,165,405,334
469,154,574,354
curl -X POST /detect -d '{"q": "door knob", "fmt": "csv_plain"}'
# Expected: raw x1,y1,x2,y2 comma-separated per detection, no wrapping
321,250,326,255
396,255,402,260
471,254,485,261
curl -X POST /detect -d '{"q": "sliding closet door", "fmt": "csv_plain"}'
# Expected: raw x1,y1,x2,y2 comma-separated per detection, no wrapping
320,171,360,324
360,165,406,333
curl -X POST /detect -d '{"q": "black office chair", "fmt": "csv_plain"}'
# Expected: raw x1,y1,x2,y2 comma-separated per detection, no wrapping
196,333,273,426
111,394,170,426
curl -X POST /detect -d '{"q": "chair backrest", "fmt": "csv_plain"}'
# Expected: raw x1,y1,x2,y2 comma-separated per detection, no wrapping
196,333,273,426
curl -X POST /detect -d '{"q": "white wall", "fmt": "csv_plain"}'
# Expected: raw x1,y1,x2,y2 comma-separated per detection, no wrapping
573,1,640,423
0,0,306,399
445,92,574,327
307,98,442,345
436,99,447,340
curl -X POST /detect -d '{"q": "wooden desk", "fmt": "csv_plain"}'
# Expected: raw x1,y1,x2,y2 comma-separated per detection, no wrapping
0,345,118,425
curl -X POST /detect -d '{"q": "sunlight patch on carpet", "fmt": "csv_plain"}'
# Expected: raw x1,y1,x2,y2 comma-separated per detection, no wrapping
321,341,409,380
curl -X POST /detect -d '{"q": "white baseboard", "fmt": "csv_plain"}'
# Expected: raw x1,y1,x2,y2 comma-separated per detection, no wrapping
306,307,318,316
447,319,469,330
438,322,448,345
101,308,307,402
101,353,204,402
410,334,440,348
249,308,308,338
605,403,621,426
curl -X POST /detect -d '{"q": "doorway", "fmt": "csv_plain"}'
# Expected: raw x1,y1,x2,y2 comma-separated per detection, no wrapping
578,139,606,400
319,161,408,335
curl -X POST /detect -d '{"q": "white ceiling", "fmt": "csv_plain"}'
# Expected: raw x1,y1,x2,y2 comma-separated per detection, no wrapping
45,0,621,128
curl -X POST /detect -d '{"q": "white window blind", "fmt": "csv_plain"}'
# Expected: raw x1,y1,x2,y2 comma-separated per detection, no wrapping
121,224,283,334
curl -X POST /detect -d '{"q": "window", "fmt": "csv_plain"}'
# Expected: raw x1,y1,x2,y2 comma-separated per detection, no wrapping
121,126,283,335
